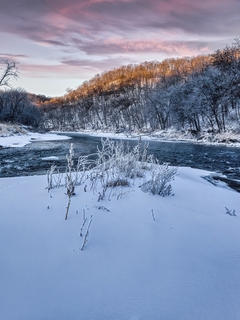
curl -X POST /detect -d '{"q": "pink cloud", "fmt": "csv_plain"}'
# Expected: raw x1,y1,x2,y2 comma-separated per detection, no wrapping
75,37,210,57
1,0,239,96
103,38,200,55
1,0,240,51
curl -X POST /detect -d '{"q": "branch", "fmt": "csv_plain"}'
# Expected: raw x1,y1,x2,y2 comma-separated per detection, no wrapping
0,59,19,88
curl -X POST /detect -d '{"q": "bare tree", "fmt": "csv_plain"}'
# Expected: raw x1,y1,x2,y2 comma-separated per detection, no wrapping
0,59,19,88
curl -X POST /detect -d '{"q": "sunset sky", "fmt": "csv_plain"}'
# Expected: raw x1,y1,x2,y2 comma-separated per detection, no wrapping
1,0,239,97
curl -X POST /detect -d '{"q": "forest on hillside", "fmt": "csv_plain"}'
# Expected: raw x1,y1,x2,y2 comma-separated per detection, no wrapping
1,40,240,135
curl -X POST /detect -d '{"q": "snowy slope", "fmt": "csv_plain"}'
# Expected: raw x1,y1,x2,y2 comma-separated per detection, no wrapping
0,167,239,320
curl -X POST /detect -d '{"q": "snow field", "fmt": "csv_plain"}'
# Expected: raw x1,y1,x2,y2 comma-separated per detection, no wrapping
0,167,239,320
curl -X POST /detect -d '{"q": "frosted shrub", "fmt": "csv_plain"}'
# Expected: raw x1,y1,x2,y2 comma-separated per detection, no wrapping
46,147,92,191
90,138,149,199
89,138,178,200
46,165,63,191
141,163,177,196
47,139,177,208
73,155,93,186
94,138,148,177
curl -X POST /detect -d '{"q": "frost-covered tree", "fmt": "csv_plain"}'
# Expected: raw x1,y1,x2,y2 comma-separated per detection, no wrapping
0,89,42,127
0,59,19,89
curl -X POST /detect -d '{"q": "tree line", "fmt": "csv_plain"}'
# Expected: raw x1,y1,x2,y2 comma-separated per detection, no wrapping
1,39,240,134
0,60,43,127
41,40,240,134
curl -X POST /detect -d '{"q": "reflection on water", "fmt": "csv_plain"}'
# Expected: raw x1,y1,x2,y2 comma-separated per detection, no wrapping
0,133,240,190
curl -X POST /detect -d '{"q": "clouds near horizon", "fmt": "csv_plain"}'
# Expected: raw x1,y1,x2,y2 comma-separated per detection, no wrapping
0,0,239,96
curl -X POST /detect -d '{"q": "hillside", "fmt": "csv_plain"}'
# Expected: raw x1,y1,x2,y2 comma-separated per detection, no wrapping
1,40,240,141
38,40,240,138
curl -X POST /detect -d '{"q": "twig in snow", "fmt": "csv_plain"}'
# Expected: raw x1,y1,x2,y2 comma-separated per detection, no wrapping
151,209,156,221
81,215,93,250
225,207,236,216
94,205,110,212
80,209,88,236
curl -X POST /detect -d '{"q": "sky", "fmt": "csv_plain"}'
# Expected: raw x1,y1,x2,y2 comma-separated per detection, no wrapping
0,0,240,97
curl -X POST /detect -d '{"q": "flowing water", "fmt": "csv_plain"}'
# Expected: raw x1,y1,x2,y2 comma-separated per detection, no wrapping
1,133,240,191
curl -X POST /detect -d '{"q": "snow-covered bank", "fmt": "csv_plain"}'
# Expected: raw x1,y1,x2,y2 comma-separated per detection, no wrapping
54,128,240,147
0,123,71,148
148,129,240,147
0,167,239,320
1,122,240,148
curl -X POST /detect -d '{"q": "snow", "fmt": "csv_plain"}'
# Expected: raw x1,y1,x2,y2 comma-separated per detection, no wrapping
0,127,240,319
0,130,71,148
41,156,59,161
0,166,240,320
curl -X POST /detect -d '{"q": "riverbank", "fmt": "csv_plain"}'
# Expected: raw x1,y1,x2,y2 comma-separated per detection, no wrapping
55,128,240,148
0,123,70,148
1,123,240,148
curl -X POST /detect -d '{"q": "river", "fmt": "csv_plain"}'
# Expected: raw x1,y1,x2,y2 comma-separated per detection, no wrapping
0,133,240,191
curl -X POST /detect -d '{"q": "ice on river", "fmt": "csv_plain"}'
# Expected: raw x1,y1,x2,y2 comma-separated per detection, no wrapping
41,156,59,161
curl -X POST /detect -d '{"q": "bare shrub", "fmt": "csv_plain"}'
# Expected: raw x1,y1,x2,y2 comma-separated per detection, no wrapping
46,164,63,190
73,155,93,186
89,138,150,199
141,163,177,196
47,139,177,220
89,138,177,200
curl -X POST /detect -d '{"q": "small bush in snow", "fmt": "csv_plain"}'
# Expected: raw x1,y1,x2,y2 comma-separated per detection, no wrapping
73,155,93,186
90,138,178,200
141,163,177,197
46,164,63,191
89,138,152,200
47,139,177,209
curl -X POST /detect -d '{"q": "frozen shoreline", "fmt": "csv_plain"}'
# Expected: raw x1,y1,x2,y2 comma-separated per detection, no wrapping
0,128,71,148
54,129,240,148
1,121,240,148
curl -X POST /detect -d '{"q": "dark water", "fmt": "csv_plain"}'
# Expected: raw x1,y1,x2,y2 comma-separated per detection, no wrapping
0,133,240,190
